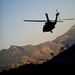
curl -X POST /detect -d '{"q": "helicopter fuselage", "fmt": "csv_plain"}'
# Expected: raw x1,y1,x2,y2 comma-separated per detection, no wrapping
43,12,59,33
43,20,56,33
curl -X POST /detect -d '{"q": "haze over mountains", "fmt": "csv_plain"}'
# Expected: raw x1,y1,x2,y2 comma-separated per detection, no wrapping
0,24,75,71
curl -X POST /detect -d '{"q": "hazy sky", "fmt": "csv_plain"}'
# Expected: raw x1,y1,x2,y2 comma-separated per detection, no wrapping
0,0,75,50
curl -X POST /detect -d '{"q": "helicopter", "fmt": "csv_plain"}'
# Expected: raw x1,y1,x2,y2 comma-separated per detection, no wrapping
23,9,75,33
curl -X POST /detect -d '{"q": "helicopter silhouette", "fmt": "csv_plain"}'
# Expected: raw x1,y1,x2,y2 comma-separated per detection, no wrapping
23,9,75,33
43,12,59,33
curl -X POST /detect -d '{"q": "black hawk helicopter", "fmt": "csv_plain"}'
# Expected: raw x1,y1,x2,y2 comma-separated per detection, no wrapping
23,9,74,33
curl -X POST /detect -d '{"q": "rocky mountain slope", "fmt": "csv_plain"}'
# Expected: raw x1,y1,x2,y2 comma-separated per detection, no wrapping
46,44,75,64
0,42,62,66
0,44,75,74
0,24,75,71
53,24,75,45
0,42,63,71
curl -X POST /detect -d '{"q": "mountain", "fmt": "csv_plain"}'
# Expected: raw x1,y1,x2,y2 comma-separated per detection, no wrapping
53,24,75,45
0,42,63,71
46,44,75,64
0,44,75,74
0,24,75,71
0,42,63,63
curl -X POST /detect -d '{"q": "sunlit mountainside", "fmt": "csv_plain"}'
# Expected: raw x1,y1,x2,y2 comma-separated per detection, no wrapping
0,42,63,71
53,24,75,45
0,44,75,74
0,24,75,72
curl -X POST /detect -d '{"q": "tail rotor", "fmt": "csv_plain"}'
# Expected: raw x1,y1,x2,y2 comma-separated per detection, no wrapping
56,9,60,20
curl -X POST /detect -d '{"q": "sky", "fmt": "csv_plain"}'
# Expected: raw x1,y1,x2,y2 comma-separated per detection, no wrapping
0,0,75,50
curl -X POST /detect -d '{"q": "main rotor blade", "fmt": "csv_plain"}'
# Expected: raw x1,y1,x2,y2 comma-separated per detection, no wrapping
56,9,58,13
57,20,63,22
51,20,63,22
45,13,49,21
23,20,46,22
24,20,63,22
60,18,75,20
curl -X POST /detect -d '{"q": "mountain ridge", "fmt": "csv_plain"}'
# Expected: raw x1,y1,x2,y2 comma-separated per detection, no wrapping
0,24,75,71
0,44,75,74
53,24,75,45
